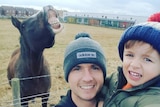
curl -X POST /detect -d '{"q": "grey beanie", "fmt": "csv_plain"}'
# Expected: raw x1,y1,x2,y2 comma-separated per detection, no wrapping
118,22,160,61
63,32,107,82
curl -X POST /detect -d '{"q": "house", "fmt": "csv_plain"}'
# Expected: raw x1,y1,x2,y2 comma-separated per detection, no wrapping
25,8,38,16
0,6,15,16
0,5,38,17
64,16,135,29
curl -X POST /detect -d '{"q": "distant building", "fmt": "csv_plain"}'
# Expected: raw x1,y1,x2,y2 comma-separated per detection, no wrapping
0,5,65,20
0,5,38,17
0,6,15,16
63,12,148,24
0,5,147,29
0,6,2,15
64,15,135,29
25,8,37,16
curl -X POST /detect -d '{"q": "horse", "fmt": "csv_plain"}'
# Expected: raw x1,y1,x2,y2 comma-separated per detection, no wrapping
7,5,63,107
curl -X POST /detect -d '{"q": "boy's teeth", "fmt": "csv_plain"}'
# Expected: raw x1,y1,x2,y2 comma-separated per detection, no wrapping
130,71,142,77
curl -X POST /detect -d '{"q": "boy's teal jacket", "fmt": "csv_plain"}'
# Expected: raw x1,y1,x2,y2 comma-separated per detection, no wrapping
103,67,160,107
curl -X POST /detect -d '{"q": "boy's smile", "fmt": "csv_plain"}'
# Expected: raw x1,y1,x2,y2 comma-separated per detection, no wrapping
128,71,142,81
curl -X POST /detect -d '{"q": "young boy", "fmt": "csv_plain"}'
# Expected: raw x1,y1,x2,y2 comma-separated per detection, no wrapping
103,22,160,107
55,32,107,107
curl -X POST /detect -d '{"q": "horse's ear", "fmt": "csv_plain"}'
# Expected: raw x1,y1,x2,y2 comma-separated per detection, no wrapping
11,16,21,30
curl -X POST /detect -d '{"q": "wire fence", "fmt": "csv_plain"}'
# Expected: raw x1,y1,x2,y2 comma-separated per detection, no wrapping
0,72,68,107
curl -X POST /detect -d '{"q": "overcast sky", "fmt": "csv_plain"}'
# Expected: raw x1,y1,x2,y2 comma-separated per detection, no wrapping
0,0,160,17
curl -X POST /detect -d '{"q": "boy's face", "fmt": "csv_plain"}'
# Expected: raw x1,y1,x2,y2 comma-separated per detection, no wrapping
123,41,160,87
68,63,104,102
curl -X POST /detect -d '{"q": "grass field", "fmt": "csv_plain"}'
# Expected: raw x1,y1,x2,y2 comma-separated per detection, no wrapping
0,19,124,106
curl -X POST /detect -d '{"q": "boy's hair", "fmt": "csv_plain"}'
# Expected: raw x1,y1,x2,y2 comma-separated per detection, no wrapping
118,22,160,61
124,40,153,50
63,32,107,82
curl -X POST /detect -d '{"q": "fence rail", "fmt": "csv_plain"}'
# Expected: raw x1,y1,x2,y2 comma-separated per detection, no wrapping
0,74,68,107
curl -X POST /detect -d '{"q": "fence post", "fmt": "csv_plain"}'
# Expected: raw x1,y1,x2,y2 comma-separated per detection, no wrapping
11,78,21,107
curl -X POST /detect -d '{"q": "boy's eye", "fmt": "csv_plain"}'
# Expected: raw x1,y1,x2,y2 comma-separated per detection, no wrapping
144,58,152,62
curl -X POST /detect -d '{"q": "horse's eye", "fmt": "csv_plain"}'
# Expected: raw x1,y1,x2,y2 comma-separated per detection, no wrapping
22,24,25,28
21,23,25,29
20,23,25,31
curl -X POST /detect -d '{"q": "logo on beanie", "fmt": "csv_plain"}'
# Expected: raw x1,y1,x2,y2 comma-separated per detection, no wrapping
77,52,96,59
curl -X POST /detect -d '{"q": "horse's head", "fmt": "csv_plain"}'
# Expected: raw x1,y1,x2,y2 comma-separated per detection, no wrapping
11,5,63,52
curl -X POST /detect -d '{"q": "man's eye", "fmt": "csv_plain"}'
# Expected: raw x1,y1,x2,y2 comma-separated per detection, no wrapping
92,65,100,70
125,53,133,57
72,66,80,71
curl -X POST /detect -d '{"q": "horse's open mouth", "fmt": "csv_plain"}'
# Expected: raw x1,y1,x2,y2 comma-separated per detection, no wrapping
44,5,63,34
